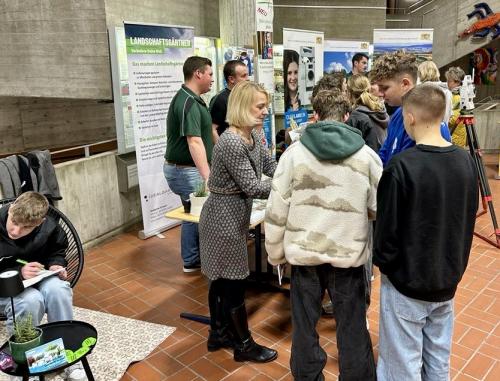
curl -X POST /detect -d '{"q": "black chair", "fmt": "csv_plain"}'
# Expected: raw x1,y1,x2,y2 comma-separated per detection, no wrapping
0,197,84,321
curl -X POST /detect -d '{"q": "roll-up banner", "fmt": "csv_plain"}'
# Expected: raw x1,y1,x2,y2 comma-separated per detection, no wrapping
373,29,433,63
255,0,275,155
283,28,324,130
124,22,194,238
323,40,371,74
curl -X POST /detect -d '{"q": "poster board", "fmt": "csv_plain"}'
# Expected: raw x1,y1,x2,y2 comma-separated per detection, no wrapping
283,28,324,129
323,40,370,74
124,22,193,237
373,29,433,63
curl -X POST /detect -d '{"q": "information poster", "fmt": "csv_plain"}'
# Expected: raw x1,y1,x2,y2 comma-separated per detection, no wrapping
273,44,284,115
124,22,193,237
194,36,220,104
373,29,433,63
109,27,135,154
283,28,324,129
323,40,370,75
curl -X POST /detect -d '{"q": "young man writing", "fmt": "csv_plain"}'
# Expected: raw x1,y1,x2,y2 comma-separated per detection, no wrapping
0,191,85,381
374,84,478,380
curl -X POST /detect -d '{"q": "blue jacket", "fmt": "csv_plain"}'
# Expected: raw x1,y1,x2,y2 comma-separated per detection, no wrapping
379,107,451,166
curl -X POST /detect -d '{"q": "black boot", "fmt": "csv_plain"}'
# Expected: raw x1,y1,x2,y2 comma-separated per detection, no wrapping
207,326,234,352
207,294,234,352
230,303,278,363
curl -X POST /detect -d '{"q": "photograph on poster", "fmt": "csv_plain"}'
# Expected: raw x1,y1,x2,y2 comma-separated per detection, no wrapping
223,47,254,76
373,29,433,63
257,31,273,59
283,48,315,110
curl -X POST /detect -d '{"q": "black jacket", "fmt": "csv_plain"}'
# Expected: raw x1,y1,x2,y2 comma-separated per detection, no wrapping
347,106,389,153
373,145,478,302
0,205,67,274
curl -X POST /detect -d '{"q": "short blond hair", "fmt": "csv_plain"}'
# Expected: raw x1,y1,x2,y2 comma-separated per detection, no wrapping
402,83,445,124
312,89,351,121
418,60,440,82
9,192,49,225
226,81,269,128
347,74,384,112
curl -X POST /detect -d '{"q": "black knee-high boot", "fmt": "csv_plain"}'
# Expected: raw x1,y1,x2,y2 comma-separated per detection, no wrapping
230,303,278,363
207,285,234,352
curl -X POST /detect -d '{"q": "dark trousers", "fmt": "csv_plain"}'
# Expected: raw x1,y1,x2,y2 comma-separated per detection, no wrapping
290,264,376,381
208,278,246,330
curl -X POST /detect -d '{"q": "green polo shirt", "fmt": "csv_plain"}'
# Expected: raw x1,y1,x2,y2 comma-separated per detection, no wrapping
165,85,213,165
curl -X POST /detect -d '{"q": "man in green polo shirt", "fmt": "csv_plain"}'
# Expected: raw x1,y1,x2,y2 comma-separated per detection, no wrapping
164,56,214,273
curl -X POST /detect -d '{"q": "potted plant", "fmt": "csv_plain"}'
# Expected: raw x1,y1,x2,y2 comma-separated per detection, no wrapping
189,181,209,216
9,313,42,364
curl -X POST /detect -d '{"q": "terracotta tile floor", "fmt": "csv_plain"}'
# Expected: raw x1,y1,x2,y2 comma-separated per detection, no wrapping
75,157,500,381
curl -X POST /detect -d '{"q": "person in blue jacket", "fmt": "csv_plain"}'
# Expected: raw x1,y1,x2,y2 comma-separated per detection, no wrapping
370,52,451,166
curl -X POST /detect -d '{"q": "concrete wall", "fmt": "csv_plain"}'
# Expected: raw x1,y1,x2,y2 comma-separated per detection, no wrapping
104,0,219,37
0,0,111,100
0,97,116,155
273,0,386,43
54,151,141,246
386,0,500,68
0,0,219,155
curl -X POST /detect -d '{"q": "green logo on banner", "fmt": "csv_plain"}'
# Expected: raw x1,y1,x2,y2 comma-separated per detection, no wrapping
126,37,192,54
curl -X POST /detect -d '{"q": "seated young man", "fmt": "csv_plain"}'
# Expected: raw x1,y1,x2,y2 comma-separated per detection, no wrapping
0,191,86,381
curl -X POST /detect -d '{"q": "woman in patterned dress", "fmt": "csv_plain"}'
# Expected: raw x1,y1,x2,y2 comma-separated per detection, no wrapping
199,81,277,363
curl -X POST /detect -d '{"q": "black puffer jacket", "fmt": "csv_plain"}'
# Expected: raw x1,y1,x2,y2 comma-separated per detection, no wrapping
0,204,67,273
347,105,389,153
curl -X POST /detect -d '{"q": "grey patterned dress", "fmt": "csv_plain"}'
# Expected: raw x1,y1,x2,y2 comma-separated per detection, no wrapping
199,129,276,280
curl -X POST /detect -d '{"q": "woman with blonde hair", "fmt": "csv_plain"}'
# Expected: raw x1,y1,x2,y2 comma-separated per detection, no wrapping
199,81,277,363
417,60,453,123
346,74,389,152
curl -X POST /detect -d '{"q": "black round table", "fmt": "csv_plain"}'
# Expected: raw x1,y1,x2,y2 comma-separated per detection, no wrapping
0,320,97,381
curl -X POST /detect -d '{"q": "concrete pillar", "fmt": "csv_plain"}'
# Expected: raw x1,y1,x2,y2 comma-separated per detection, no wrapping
219,0,256,46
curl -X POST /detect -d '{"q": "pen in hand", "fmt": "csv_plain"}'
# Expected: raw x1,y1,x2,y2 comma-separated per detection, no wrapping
16,259,44,269
16,259,45,279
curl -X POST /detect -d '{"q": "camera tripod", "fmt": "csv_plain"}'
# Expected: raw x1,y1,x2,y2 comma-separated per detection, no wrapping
459,113,500,248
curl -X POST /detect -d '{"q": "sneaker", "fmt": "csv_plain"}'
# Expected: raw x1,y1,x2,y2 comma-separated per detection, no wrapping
64,363,87,381
322,301,334,315
366,317,370,330
183,263,201,273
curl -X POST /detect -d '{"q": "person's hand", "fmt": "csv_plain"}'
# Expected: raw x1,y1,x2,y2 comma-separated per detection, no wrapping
21,262,44,279
49,265,67,280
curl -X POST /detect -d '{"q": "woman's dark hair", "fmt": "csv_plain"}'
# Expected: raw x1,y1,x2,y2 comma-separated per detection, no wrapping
283,49,300,111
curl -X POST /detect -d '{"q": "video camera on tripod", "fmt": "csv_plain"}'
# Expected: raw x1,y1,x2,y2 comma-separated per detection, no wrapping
459,74,475,112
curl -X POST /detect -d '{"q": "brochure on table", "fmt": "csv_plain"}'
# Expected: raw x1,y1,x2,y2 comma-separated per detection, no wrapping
26,338,67,373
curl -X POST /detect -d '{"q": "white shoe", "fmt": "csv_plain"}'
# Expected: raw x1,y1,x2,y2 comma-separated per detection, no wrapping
64,363,87,381
366,318,370,330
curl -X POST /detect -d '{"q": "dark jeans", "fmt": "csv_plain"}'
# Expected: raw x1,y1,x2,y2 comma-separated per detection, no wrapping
208,278,246,329
290,264,376,381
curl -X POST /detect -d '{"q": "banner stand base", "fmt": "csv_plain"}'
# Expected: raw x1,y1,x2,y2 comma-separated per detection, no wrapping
137,221,181,240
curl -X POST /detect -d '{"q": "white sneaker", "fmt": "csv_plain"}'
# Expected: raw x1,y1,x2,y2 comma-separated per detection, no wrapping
64,363,87,381
366,317,370,330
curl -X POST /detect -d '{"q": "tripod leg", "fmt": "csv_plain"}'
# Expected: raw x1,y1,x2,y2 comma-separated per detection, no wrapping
465,119,500,248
